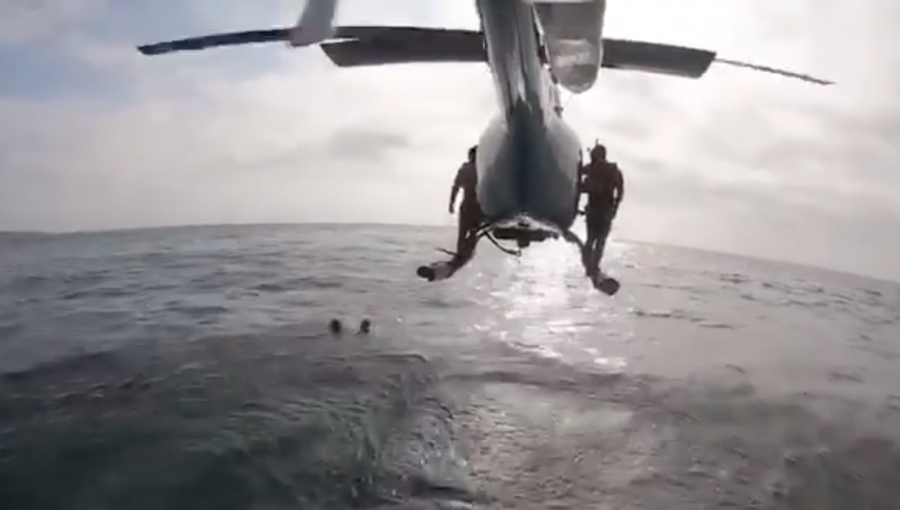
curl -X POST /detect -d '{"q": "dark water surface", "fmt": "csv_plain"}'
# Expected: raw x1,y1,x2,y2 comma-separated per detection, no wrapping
1,224,899,509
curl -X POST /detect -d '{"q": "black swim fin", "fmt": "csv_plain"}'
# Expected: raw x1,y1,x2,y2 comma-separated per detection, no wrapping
417,260,458,282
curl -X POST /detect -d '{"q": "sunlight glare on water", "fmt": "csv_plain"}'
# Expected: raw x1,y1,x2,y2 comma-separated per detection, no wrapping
480,238,636,371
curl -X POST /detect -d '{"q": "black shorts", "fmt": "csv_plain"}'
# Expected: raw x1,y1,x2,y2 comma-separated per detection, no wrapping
460,198,483,224
586,196,614,235
587,211,612,237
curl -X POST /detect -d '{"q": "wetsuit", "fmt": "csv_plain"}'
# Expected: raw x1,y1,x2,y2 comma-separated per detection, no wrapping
453,161,484,249
583,160,623,272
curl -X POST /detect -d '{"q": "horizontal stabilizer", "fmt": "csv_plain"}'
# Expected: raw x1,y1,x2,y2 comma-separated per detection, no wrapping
320,28,485,67
601,38,715,78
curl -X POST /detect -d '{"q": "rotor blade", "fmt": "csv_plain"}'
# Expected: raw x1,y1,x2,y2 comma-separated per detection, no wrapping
601,38,715,79
136,26,447,57
137,29,291,55
289,0,339,47
715,58,833,85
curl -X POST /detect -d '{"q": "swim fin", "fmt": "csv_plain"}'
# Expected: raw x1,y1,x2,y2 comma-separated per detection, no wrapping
417,261,458,282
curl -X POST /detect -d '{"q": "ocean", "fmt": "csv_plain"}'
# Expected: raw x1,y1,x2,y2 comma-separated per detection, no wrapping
0,224,898,510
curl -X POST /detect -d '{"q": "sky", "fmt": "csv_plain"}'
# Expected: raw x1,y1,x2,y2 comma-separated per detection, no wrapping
1,0,899,280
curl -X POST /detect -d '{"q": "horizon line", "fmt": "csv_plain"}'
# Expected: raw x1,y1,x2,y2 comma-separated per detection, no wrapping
0,221,894,286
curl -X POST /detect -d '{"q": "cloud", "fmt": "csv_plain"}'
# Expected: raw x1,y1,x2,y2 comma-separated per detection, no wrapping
0,0,899,280
0,0,106,46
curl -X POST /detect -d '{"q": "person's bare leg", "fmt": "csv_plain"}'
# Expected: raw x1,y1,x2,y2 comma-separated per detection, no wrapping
597,241,606,266
448,230,479,272
585,214,602,277
456,199,482,254
566,226,619,295
592,210,614,272
455,210,468,254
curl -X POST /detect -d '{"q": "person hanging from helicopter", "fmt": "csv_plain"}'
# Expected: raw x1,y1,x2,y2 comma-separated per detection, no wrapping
448,146,484,252
578,142,625,282
418,146,486,282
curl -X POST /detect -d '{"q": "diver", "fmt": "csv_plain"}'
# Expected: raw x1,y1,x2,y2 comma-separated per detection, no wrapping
419,146,485,282
448,145,484,251
580,143,624,279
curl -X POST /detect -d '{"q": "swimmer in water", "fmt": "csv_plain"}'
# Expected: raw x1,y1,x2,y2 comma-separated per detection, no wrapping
357,319,371,335
328,318,342,335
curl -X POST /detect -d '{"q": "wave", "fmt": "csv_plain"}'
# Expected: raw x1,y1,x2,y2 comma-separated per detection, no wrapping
1,327,899,509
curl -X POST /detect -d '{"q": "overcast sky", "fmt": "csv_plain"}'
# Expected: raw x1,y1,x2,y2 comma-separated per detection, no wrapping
1,0,899,280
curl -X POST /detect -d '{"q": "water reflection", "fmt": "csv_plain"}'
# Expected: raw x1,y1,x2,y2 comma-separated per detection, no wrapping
476,238,635,371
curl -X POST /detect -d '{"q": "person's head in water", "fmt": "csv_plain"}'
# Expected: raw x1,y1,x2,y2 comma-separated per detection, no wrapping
358,319,371,334
328,318,342,335
468,145,477,163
